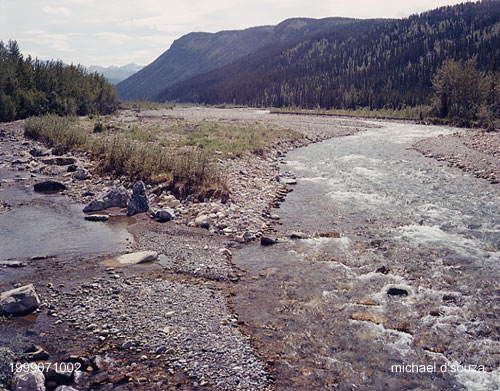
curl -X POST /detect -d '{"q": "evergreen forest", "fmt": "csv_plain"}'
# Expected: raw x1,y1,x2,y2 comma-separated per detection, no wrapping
0,40,119,122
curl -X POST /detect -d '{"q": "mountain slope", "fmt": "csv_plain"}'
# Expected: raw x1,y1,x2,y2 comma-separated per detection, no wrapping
157,0,500,110
116,17,358,101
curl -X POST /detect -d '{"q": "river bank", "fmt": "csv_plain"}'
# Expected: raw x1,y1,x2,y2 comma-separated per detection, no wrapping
0,108,374,391
413,127,500,184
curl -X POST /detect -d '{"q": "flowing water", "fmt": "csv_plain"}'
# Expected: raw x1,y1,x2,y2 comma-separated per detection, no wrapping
233,122,500,390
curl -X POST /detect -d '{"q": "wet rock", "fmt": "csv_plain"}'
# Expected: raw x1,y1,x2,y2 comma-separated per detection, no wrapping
288,231,308,239
319,232,341,238
0,284,41,316
55,386,79,391
260,236,277,246
43,366,73,386
387,287,409,297
84,214,109,222
155,208,175,222
375,266,389,274
42,157,76,166
127,181,149,216
34,180,67,192
29,148,50,157
117,251,158,265
279,172,297,185
73,168,91,181
0,260,26,267
23,345,50,361
83,187,129,212
11,365,46,391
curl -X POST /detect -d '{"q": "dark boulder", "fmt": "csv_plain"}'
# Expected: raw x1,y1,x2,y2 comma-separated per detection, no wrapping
34,180,67,192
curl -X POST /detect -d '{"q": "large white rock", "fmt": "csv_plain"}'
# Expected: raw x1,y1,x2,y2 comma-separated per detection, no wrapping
117,251,158,265
11,365,45,391
0,284,40,316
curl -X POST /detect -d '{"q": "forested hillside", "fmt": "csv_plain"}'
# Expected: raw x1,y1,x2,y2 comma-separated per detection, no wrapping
0,40,119,122
157,0,500,112
116,17,364,101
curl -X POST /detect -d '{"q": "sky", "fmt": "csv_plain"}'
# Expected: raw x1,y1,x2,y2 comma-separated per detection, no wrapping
1,0,469,68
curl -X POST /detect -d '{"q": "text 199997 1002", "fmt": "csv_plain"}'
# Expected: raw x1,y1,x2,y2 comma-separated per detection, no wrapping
11,362,82,373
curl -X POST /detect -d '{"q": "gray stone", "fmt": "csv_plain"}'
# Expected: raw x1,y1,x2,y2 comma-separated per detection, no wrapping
29,148,50,157
11,365,45,391
194,215,210,229
83,187,129,212
155,208,175,222
55,386,79,391
127,181,149,216
73,168,90,181
117,251,158,265
0,284,40,316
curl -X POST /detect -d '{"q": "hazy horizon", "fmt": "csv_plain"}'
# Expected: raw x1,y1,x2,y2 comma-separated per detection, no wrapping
1,0,470,68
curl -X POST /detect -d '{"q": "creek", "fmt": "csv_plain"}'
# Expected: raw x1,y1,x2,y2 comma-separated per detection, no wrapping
233,122,500,390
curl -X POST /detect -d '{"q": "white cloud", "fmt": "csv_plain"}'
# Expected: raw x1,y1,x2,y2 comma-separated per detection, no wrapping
94,32,133,45
43,6,72,17
25,33,74,52
3,0,470,67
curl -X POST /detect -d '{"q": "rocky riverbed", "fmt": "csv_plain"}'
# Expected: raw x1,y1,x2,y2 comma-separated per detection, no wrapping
0,108,374,391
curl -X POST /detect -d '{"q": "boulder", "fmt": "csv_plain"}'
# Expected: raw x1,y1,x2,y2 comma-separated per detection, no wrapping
73,168,90,181
155,208,175,222
117,251,158,265
11,365,45,391
260,236,277,246
0,284,40,316
34,181,67,192
29,148,50,157
55,387,79,391
194,215,210,229
127,181,149,216
23,345,50,362
83,187,129,213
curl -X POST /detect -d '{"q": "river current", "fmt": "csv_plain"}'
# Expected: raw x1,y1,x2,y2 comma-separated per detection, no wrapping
233,122,500,390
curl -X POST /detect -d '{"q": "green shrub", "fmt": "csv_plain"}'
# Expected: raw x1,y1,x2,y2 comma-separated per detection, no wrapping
24,114,87,148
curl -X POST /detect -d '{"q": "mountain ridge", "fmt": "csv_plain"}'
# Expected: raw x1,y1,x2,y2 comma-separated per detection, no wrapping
155,0,500,110
88,63,143,85
116,17,362,101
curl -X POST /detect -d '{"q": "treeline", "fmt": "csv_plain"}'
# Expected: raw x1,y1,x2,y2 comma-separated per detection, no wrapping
0,40,119,122
157,0,500,119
